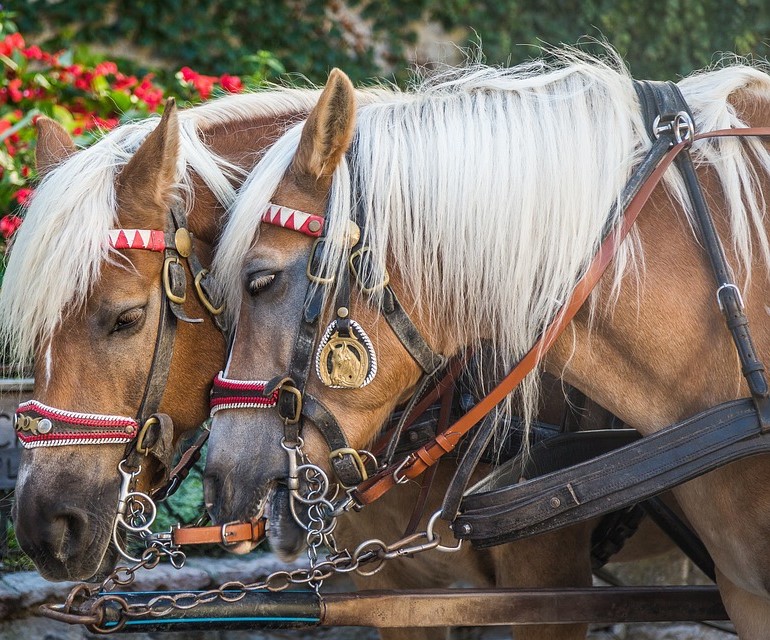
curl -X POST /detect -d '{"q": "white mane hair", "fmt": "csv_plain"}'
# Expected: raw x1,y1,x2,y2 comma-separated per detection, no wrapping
217,49,770,433
0,87,328,369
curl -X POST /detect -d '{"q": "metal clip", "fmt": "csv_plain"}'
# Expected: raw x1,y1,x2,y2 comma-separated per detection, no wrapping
653,111,694,145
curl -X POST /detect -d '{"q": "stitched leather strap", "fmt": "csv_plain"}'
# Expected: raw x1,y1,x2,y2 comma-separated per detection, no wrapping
454,398,766,546
172,518,266,546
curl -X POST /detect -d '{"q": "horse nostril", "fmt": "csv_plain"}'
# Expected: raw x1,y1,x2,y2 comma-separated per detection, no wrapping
50,508,89,561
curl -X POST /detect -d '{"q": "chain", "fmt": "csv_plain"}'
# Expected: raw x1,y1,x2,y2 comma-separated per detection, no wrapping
42,447,463,632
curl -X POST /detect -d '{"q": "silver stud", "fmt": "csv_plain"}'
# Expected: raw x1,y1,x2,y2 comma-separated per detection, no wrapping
37,418,53,434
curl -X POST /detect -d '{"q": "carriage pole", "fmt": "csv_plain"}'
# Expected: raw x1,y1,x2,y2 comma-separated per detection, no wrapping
81,586,727,632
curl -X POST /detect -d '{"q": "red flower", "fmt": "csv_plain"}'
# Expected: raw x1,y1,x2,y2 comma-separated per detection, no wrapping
13,188,33,206
0,215,22,240
179,66,217,99
8,78,23,103
93,61,118,77
22,45,44,60
112,73,137,91
134,76,163,111
219,74,243,93
0,33,25,57
179,66,198,82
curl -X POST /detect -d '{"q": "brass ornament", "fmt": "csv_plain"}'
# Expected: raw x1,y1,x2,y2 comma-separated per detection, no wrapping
316,320,377,389
318,333,369,388
15,414,49,435
174,228,193,258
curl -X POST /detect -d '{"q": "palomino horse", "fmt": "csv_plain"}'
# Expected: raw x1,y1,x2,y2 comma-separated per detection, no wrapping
0,88,323,580
0,84,613,640
208,51,770,638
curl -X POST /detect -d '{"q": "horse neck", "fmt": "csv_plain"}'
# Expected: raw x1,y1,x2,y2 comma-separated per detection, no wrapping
547,88,770,435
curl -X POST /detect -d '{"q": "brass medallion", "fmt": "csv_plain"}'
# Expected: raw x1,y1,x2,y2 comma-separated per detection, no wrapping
318,332,370,389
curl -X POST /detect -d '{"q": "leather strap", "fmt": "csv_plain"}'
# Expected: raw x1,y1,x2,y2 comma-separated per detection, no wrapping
151,426,210,502
172,518,266,546
454,398,766,547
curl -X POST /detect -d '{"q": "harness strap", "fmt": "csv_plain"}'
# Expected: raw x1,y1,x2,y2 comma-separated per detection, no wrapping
302,394,370,487
171,518,266,547
639,80,770,417
151,426,210,502
453,398,767,546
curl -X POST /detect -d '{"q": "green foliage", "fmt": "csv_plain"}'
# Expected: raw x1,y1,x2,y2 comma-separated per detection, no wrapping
12,0,770,85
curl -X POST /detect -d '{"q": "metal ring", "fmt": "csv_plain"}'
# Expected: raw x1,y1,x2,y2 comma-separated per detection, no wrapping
194,269,224,315
425,510,463,553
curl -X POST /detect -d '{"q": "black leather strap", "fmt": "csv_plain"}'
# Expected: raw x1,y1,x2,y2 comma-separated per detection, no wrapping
302,394,366,486
454,398,767,547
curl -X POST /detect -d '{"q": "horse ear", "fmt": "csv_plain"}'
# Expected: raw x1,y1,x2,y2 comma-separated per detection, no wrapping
292,68,356,183
35,117,76,177
117,98,179,227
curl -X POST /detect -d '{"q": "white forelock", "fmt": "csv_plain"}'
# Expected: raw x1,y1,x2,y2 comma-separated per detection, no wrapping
0,87,328,369
220,49,770,435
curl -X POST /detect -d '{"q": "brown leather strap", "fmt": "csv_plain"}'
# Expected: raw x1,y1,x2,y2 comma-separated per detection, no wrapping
351,126,770,507
171,518,266,546
402,386,454,537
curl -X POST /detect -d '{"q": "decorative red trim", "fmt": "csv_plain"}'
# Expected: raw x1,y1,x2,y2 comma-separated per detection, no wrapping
108,229,166,252
210,396,277,408
17,431,134,443
209,372,279,413
17,400,138,429
262,203,324,238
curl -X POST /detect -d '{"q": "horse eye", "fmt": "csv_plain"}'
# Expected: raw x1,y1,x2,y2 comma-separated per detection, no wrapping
247,274,276,297
112,307,145,333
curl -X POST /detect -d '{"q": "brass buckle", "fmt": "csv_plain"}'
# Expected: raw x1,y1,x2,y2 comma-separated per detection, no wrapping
136,416,160,455
306,238,335,285
329,447,369,484
163,256,186,304
194,269,224,315
349,246,389,294
278,383,303,425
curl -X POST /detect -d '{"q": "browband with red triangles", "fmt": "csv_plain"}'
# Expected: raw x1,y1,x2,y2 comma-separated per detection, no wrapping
108,229,166,252
261,203,324,237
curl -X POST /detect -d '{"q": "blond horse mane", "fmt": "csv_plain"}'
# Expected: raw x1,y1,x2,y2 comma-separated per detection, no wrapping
216,50,770,433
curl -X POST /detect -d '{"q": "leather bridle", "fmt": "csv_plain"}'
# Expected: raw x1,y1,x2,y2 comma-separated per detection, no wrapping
210,204,446,488
14,205,220,468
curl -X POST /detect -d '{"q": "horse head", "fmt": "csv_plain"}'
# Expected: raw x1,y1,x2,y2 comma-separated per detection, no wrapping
2,102,227,580
205,71,450,559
